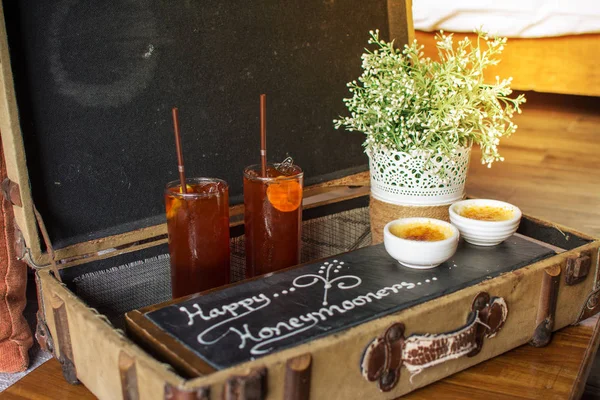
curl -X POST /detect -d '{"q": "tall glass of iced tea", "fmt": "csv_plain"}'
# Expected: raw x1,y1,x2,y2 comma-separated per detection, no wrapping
165,178,230,298
243,161,303,277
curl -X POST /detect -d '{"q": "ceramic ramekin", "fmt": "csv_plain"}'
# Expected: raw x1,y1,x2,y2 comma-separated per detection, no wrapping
449,199,522,246
383,217,460,269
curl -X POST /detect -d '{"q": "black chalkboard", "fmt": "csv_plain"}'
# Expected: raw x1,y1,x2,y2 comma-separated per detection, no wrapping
145,235,554,370
3,0,391,248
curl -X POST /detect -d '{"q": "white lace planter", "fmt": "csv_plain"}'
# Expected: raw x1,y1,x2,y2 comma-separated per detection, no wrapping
368,146,471,206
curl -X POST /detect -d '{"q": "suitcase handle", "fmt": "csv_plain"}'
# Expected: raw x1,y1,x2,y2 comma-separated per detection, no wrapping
360,292,508,392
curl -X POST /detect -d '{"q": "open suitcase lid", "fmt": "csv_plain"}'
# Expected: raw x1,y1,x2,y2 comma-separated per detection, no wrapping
0,1,414,268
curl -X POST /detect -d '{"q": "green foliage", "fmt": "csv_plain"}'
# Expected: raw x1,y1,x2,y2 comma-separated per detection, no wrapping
334,30,526,168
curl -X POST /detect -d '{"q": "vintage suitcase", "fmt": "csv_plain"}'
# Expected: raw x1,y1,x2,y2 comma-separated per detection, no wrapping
33,208,600,400
1,1,600,399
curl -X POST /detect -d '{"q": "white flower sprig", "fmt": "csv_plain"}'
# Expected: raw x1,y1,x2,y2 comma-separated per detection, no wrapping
334,29,526,170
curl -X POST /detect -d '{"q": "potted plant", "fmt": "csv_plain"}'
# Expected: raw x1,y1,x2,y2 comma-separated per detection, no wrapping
334,30,526,242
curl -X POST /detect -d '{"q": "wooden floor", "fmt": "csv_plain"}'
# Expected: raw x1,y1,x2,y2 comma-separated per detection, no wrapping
467,91,600,238
469,91,600,398
2,91,600,399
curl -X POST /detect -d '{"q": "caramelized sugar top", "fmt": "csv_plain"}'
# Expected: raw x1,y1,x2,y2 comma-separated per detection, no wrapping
460,205,513,221
390,222,451,242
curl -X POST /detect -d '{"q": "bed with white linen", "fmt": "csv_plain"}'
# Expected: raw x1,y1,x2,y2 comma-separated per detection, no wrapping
411,0,600,96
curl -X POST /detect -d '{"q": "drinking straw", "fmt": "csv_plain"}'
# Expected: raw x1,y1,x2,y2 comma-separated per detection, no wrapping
260,94,267,177
171,107,187,194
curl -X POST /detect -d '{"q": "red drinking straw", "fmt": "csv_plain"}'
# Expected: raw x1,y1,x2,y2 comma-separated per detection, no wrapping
260,94,267,177
172,107,187,194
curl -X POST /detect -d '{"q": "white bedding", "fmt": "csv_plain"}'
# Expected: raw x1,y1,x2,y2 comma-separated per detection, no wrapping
413,0,600,38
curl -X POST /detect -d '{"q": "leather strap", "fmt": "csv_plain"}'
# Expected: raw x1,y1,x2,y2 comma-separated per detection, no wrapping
33,206,62,282
576,248,600,322
361,292,508,392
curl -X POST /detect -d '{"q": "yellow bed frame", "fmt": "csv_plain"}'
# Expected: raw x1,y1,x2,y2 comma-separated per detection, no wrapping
415,31,600,97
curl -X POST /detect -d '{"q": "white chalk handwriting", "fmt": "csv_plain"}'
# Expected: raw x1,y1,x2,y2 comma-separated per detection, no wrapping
174,261,437,357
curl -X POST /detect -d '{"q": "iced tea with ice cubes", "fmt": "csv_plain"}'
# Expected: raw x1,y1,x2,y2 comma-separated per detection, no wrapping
243,163,303,277
165,178,230,298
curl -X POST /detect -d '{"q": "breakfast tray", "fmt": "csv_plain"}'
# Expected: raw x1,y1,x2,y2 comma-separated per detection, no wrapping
126,234,555,375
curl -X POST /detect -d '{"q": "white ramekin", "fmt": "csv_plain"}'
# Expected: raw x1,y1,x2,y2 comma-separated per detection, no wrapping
449,199,522,246
383,217,460,269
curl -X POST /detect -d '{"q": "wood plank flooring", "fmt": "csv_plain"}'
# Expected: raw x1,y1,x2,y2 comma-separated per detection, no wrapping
466,91,600,238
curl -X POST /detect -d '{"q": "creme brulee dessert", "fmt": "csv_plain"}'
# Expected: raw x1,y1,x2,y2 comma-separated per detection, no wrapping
459,205,513,222
389,222,452,242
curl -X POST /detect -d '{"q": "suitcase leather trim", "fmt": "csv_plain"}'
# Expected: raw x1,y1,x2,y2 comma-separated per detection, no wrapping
283,354,312,400
530,265,561,347
119,351,141,400
576,248,600,322
164,383,210,400
50,294,79,384
360,292,508,392
224,367,267,400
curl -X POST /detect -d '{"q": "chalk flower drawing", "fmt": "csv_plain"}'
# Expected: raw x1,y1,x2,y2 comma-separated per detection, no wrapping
293,260,362,306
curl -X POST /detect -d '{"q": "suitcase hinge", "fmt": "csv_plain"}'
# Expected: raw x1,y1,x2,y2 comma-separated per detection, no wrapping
224,367,267,400
1,178,21,207
529,264,561,347
565,250,592,286
164,383,209,400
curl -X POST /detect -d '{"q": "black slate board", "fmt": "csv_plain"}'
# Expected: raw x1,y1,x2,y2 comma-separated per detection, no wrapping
145,235,554,370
